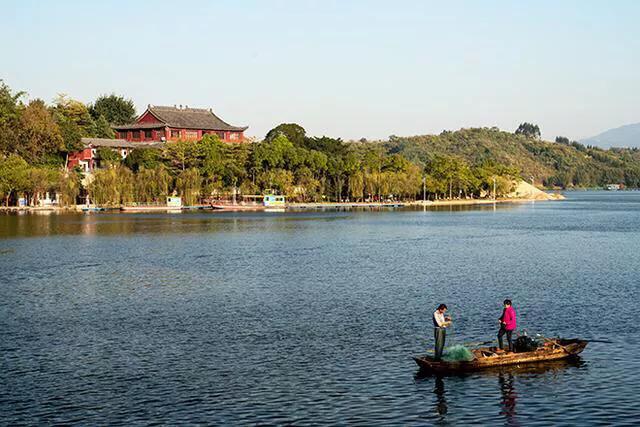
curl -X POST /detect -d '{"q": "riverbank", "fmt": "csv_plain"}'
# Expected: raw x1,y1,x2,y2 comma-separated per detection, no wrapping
0,196,564,213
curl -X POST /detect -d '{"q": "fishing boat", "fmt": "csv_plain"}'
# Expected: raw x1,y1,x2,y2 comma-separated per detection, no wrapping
413,338,587,374
210,203,265,211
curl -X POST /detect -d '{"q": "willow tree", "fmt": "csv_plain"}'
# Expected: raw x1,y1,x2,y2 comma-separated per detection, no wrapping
89,166,134,206
176,168,201,206
58,170,82,206
348,171,365,201
135,166,171,203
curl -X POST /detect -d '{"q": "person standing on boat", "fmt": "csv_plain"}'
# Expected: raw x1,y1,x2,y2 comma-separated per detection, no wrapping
433,304,452,360
498,299,517,352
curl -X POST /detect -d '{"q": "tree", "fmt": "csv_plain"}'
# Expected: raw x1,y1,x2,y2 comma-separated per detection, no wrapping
28,167,59,206
58,169,82,206
88,165,134,206
89,94,136,125
94,115,115,138
265,123,306,146
96,147,122,167
124,148,162,171
0,80,25,156
163,140,200,173
257,168,294,195
17,99,64,163
515,122,541,139
176,168,201,206
0,154,30,205
555,136,570,145
252,134,295,171
53,95,96,136
55,114,84,153
52,95,95,153
135,166,171,203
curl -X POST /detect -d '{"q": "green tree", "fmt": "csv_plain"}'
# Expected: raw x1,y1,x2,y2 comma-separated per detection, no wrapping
0,80,25,156
265,123,306,146
163,140,200,173
95,115,115,138
89,94,136,125
135,166,171,203
53,95,97,136
515,122,541,139
96,147,121,167
176,168,202,206
88,165,134,206
257,168,294,195
28,167,59,206
16,99,64,164
0,154,30,205
58,169,82,206
124,148,162,171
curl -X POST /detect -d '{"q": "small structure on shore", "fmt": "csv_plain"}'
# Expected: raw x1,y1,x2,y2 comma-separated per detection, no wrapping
67,138,162,172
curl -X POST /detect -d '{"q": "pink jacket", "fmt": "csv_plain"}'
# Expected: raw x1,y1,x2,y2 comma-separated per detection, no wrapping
501,306,517,331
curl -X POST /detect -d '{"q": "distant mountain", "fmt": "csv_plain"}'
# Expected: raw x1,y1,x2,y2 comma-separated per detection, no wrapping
581,123,640,148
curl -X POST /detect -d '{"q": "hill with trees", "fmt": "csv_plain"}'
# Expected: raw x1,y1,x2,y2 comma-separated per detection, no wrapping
382,127,640,188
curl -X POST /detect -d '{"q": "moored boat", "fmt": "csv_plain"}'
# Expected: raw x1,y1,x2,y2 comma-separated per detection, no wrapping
414,338,587,374
210,203,265,211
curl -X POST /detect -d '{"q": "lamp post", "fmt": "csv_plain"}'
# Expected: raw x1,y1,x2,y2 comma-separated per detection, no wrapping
493,176,497,201
422,176,426,203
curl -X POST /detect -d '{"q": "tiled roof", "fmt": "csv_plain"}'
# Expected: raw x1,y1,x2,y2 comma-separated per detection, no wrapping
112,123,166,130
114,105,248,132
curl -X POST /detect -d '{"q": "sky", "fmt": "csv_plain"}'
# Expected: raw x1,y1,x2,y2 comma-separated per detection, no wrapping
2,0,639,141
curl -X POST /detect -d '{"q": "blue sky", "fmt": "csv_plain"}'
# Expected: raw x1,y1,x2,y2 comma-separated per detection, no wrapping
2,0,639,141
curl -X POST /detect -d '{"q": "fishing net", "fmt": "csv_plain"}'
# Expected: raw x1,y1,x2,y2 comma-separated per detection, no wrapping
442,345,475,362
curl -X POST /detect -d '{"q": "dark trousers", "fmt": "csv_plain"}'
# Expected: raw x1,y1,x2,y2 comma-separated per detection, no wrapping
498,326,514,351
434,328,446,360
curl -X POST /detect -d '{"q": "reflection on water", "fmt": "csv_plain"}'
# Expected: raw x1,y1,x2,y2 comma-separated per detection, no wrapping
433,376,448,418
416,358,585,425
499,373,518,425
0,202,526,239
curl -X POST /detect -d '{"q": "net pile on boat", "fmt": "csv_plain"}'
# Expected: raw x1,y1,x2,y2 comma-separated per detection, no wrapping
442,345,475,362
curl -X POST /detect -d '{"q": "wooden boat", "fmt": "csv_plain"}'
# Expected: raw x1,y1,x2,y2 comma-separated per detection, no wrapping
210,204,266,211
120,205,180,213
414,338,587,374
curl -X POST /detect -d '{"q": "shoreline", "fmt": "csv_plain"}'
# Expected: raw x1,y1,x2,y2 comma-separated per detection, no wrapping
0,195,564,213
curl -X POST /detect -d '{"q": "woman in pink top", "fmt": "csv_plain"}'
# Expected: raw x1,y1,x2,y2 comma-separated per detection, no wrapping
498,299,517,352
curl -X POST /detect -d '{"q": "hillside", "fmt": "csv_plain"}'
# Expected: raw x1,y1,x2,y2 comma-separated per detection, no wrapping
581,123,640,148
382,127,640,188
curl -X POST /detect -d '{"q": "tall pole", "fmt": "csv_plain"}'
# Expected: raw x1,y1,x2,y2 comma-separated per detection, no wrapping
422,176,426,203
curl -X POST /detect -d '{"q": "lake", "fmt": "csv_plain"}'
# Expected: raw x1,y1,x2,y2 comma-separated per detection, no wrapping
1,192,639,425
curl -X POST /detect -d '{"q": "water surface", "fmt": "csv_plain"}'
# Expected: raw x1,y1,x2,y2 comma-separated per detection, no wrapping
1,192,639,425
